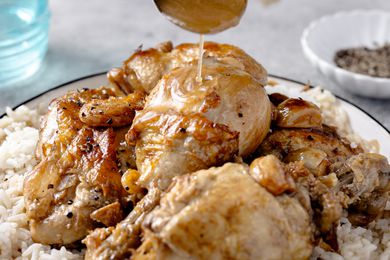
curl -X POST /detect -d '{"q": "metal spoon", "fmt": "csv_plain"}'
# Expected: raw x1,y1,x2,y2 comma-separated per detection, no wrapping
154,0,248,34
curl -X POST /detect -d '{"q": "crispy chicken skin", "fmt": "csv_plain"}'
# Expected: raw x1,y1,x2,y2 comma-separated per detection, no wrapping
24,88,137,245
127,111,239,190
35,88,118,160
132,58,271,159
133,163,313,260
79,91,145,127
257,125,362,163
107,41,268,94
262,95,363,164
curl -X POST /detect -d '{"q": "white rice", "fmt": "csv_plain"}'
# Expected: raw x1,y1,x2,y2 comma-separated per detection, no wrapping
0,106,82,260
0,82,388,259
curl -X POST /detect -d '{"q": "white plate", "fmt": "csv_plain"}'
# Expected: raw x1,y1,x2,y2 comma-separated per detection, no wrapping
3,73,390,159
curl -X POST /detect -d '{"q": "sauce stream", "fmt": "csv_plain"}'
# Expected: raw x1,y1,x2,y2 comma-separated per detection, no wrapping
196,34,205,83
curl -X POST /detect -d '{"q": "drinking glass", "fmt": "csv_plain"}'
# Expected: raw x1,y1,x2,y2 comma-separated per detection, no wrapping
0,0,50,87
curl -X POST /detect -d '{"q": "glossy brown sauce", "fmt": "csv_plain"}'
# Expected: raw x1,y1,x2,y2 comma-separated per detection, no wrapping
154,0,247,34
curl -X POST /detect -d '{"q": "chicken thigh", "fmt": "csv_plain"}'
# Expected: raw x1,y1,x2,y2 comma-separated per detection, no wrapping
132,163,313,260
24,88,142,245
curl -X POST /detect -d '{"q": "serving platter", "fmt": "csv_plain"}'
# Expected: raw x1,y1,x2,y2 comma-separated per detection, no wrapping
2,72,390,159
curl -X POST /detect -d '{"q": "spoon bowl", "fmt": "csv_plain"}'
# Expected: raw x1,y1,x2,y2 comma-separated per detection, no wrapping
154,0,247,34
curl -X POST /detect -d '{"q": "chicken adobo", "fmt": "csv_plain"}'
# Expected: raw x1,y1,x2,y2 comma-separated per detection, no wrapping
23,41,390,259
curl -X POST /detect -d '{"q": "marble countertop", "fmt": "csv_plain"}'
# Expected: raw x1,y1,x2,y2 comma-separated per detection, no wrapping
1,0,389,130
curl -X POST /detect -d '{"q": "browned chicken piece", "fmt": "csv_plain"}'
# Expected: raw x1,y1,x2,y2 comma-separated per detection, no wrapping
335,153,390,202
331,153,390,225
257,125,362,164
24,88,139,245
135,58,271,159
282,152,390,250
275,98,323,129
84,188,161,260
79,91,145,127
132,163,313,260
171,42,268,85
127,111,239,190
35,88,118,160
250,154,341,235
259,92,362,168
107,42,174,94
107,41,268,94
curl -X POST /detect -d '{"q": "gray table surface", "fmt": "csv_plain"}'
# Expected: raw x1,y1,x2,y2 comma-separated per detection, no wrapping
1,0,389,130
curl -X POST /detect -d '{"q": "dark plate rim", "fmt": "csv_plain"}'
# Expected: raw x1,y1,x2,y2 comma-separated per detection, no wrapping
1,72,389,135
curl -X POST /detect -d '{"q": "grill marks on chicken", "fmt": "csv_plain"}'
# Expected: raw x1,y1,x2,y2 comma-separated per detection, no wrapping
24,88,139,245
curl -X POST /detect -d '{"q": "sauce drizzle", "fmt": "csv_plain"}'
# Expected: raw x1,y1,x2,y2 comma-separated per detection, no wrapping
196,34,205,83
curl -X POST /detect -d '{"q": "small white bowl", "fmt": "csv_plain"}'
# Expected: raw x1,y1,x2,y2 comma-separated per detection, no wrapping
301,10,390,98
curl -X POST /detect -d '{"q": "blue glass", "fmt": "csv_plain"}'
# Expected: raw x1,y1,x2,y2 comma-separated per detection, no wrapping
0,0,50,87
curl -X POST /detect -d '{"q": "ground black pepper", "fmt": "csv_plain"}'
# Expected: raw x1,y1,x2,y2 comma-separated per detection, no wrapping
334,44,390,78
